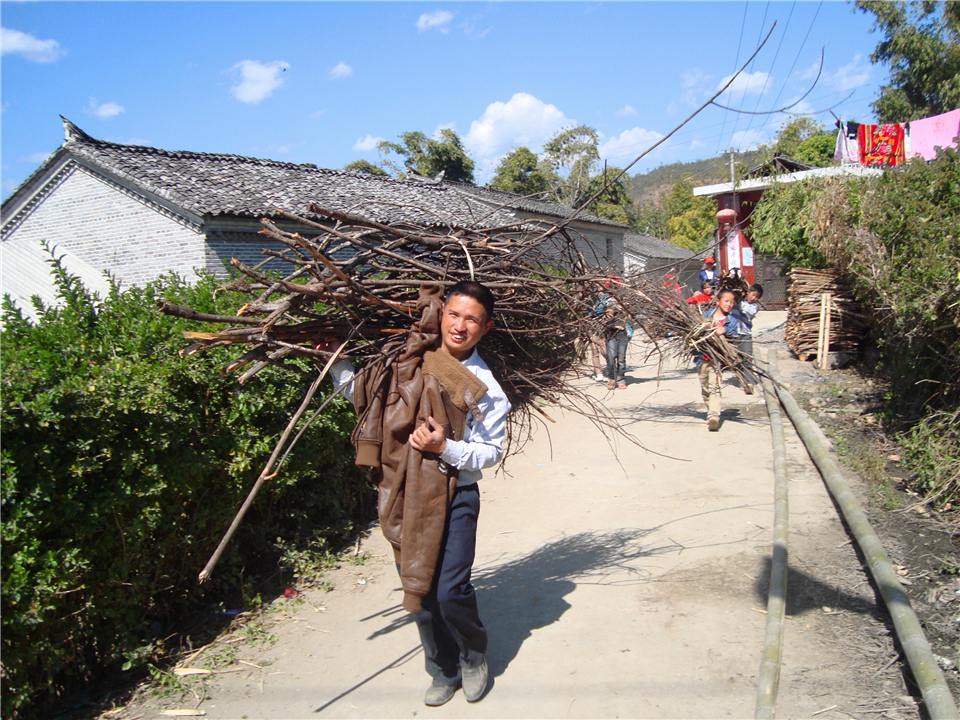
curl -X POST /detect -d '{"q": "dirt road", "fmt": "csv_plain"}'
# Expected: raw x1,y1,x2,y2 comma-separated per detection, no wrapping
128,312,922,719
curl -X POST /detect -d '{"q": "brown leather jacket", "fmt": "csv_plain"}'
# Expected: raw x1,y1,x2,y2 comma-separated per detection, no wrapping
351,284,487,612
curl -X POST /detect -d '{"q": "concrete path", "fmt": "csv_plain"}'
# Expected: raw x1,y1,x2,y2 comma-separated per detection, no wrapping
132,312,902,719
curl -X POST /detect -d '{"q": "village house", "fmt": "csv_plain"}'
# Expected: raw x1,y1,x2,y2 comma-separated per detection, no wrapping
622,230,710,295
693,158,884,308
1,118,628,319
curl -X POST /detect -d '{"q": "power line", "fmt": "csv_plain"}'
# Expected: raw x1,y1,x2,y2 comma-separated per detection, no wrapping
716,2,750,154
768,0,824,118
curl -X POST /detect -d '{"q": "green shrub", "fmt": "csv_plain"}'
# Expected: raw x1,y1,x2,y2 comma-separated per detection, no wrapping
751,149,960,507
1,255,369,718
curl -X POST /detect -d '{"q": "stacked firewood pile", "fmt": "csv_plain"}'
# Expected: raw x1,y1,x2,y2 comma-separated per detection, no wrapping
786,267,870,360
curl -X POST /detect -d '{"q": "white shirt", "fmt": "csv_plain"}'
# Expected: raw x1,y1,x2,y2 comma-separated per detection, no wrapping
330,349,510,486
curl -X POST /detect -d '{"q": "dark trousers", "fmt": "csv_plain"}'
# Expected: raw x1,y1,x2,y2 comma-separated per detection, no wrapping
415,483,486,685
605,332,629,382
732,334,758,384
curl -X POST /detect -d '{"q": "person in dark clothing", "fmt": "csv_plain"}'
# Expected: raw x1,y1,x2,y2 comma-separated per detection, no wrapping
325,282,510,707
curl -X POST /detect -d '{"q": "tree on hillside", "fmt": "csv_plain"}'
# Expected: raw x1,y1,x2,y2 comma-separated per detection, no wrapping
343,159,388,176
632,203,670,240
856,0,960,122
488,146,555,197
580,165,632,225
542,125,600,207
377,129,476,183
663,176,716,251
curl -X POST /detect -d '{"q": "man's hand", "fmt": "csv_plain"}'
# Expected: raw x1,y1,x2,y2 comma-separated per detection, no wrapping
409,416,448,455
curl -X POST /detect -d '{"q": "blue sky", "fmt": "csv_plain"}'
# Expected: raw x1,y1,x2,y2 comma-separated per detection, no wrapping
2,1,884,200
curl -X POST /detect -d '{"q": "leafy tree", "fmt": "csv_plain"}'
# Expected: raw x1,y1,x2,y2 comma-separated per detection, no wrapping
773,117,825,157
795,133,839,167
632,203,670,239
343,159,388,176
377,129,476,183
488,146,555,197
542,125,600,207
856,0,960,122
663,176,716,251
580,165,631,224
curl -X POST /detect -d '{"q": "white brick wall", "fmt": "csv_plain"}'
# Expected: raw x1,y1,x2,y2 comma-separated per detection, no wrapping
4,165,207,287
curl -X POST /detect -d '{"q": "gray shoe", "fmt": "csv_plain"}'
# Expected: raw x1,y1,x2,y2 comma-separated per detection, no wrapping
424,680,458,707
462,657,489,702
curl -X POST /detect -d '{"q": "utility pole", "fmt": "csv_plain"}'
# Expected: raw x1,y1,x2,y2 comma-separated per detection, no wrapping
729,150,735,184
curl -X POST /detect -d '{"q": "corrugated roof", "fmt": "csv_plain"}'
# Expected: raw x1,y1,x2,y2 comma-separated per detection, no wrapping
623,231,696,260
12,118,527,229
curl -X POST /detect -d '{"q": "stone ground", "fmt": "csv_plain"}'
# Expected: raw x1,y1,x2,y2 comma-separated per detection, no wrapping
111,311,958,720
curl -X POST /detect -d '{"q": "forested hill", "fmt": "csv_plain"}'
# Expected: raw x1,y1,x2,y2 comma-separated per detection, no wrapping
625,151,759,207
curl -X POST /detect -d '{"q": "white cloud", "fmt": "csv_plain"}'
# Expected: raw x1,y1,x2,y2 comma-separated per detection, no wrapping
417,10,454,32
717,70,771,98
829,54,871,92
598,127,665,163
228,60,289,104
23,151,51,164
464,92,570,162
683,69,708,89
784,99,815,116
85,99,125,119
353,134,383,152
1,27,65,63
329,61,353,79
730,128,768,152
310,109,327,119
615,105,638,117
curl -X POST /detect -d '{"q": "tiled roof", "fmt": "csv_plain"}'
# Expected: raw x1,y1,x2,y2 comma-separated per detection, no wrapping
623,231,699,260
28,118,527,229
448,183,628,228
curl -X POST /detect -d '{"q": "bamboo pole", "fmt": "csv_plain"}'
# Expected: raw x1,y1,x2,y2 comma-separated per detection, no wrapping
820,293,832,371
766,363,959,720
755,349,790,719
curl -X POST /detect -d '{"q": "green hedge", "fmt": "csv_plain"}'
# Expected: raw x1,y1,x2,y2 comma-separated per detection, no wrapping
750,149,960,507
1,256,369,718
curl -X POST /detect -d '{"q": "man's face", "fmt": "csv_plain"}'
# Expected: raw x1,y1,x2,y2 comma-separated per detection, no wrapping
746,290,760,303
440,293,493,361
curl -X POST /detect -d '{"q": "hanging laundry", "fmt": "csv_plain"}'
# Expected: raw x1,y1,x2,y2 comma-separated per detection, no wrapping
858,123,906,166
905,109,960,161
834,120,859,164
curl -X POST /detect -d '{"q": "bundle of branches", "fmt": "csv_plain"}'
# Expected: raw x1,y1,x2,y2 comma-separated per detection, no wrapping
786,267,871,360
601,275,758,386
160,204,631,453
717,270,750,297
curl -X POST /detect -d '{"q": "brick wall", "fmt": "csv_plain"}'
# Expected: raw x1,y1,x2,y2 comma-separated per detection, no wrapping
4,165,207,287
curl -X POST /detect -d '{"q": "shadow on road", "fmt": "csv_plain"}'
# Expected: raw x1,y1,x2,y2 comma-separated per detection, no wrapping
474,528,677,678
752,556,879,617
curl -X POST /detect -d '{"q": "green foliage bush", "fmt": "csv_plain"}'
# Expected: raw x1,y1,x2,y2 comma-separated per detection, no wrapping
750,149,960,507
1,257,369,718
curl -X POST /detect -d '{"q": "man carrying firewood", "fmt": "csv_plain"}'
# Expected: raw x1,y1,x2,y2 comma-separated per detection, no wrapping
321,281,510,707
